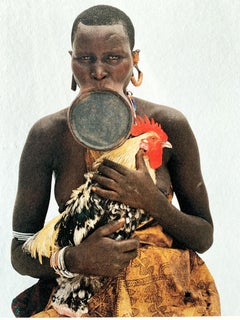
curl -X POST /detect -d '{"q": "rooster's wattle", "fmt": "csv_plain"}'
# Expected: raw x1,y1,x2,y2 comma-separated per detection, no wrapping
23,115,172,317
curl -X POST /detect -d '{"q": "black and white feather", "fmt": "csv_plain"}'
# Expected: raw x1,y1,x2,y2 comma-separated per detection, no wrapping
49,172,149,316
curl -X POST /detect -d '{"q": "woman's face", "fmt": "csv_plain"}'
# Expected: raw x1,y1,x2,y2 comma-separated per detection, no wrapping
71,23,133,95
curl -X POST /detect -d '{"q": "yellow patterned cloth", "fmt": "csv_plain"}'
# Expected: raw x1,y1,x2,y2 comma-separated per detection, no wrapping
87,222,220,317
33,221,220,317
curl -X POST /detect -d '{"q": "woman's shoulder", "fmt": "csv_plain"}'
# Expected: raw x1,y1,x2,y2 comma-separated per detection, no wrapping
134,97,196,153
134,97,188,129
29,108,69,139
22,108,70,162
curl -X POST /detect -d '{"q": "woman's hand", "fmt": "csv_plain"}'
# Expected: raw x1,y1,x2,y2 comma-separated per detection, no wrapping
92,150,160,211
64,219,139,277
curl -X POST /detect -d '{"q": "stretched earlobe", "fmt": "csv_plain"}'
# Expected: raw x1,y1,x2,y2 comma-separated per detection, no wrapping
131,49,143,87
71,75,77,91
69,51,76,91
131,66,143,87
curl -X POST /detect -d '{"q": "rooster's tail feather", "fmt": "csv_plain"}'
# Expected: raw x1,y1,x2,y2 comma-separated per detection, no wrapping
22,214,63,264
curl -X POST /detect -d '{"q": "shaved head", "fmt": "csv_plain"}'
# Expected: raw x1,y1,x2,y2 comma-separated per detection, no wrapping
71,5,135,50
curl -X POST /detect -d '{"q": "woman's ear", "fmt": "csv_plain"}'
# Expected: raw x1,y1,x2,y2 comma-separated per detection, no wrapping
131,50,143,87
132,49,140,65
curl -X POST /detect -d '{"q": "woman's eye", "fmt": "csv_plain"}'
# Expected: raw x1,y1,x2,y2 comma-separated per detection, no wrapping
106,55,121,63
75,56,94,62
109,55,119,60
81,56,90,60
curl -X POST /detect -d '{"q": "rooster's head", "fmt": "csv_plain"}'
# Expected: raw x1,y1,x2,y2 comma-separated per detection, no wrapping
131,115,172,169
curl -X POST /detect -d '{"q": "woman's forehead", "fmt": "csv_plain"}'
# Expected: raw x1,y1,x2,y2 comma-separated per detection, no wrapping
73,23,129,46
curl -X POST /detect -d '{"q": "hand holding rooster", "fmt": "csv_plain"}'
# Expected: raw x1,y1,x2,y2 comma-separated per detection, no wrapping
92,150,163,212
65,218,139,276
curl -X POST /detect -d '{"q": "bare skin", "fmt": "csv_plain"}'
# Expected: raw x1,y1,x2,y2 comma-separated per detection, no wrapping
11,23,213,280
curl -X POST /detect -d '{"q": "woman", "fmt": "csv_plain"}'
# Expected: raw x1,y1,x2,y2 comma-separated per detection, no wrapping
11,5,220,317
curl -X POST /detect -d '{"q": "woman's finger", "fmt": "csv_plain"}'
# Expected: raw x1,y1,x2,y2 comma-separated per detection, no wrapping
102,158,128,175
94,219,125,237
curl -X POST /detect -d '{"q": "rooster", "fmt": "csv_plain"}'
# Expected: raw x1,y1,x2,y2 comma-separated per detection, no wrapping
23,115,172,317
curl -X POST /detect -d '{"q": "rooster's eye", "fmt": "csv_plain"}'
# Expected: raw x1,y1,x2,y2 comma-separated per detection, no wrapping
150,136,157,142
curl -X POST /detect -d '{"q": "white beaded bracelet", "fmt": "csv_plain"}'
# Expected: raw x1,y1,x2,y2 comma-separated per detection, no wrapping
50,246,77,278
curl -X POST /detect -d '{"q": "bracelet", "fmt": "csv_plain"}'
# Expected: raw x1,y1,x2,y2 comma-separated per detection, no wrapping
50,246,77,278
12,230,35,242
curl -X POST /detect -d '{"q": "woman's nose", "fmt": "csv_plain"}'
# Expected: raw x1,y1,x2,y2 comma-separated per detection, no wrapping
91,62,108,80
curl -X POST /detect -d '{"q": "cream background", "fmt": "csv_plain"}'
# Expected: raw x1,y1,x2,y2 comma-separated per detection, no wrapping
1,0,240,317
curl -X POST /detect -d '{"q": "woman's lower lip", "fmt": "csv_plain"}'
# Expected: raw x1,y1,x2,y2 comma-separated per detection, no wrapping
81,85,124,94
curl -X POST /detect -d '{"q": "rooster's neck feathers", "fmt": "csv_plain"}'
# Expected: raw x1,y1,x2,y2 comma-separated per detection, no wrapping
93,133,154,169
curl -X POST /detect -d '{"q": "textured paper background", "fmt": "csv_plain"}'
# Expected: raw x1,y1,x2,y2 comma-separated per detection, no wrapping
1,0,240,316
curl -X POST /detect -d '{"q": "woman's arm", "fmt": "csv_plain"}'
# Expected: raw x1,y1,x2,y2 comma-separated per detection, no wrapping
163,111,213,252
11,120,56,278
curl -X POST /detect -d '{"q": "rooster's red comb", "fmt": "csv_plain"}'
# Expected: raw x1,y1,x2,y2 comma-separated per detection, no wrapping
131,115,168,141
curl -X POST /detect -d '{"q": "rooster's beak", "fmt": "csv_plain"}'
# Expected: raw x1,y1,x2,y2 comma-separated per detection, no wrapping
162,141,172,149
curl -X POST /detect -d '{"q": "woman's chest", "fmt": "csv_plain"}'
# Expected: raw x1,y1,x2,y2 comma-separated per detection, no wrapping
155,164,173,199
53,141,87,209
